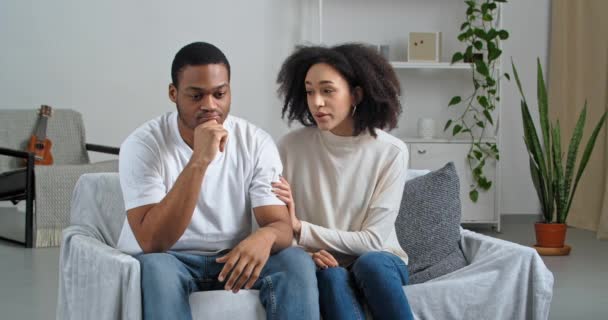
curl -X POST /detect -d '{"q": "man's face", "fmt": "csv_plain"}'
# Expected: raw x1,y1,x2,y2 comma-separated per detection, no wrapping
169,64,231,130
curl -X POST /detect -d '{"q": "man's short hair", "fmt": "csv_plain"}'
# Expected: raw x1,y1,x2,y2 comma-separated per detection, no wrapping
171,42,231,87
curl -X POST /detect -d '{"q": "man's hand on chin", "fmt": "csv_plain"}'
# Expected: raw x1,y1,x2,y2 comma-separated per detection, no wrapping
216,228,276,293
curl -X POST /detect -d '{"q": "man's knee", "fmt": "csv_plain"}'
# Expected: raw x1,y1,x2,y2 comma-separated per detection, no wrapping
273,247,316,274
136,252,180,281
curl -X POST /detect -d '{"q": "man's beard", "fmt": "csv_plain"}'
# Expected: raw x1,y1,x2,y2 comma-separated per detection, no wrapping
175,102,198,130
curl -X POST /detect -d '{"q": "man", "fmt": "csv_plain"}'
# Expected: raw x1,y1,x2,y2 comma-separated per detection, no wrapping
116,42,319,320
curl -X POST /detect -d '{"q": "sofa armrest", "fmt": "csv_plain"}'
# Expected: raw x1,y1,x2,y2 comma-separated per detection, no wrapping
0,146,32,159
57,226,141,320
85,143,120,155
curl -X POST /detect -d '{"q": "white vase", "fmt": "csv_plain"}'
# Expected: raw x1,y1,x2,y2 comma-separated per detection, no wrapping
417,118,435,139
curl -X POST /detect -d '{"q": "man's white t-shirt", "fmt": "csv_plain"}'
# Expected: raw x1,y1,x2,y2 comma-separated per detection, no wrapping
116,111,284,255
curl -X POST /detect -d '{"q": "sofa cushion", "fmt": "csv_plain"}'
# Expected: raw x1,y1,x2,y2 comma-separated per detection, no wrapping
395,162,467,284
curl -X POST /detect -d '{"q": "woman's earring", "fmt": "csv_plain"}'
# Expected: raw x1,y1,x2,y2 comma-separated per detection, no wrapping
351,104,358,116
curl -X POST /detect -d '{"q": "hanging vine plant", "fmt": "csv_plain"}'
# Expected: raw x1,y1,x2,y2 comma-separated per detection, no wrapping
445,0,509,202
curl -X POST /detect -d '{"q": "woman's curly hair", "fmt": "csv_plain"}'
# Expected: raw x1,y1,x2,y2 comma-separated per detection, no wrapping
276,43,402,137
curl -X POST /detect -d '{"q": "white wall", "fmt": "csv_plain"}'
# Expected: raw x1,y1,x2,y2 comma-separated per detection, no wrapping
0,0,549,215
0,0,299,156
500,0,550,214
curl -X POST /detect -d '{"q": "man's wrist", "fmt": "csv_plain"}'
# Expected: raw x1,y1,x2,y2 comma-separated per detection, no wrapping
187,159,209,173
257,227,278,246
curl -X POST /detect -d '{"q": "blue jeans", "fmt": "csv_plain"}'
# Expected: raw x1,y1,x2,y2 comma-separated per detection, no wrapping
316,251,414,320
136,246,319,320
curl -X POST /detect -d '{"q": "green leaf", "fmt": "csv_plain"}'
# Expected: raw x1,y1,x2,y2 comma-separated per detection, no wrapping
488,3,497,10
565,111,608,221
465,46,473,62
470,189,479,202
536,58,552,189
498,30,509,40
481,180,492,190
486,77,496,87
451,52,464,64
448,96,462,106
453,124,463,136
521,98,553,219
473,166,482,177
474,150,483,160
474,28,487,40
504,73,511,81
458,29,474,41
474,41,483,50
475,60,489,77
562,104,587,221
529,153,552,222
476,121,485,128
465,0,476,7
477,96,489,108
551,122,565,223
481,3,489,14
487,29,498,40
461,22,470,31
488,47,502,61
511,59,527,103
444,119,453,132
483,110,494,125
483,13,493,21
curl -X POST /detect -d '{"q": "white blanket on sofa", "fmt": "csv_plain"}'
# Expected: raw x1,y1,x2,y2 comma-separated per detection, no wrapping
57,173,553,320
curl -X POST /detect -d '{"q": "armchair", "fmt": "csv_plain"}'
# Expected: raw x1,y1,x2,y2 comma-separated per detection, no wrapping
0,108,119,247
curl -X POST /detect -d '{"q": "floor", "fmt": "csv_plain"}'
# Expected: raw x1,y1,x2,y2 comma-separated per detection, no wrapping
1,211,607,320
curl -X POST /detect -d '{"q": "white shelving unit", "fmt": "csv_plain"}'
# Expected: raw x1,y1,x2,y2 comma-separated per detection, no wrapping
390,62,472,70
315,0,503,231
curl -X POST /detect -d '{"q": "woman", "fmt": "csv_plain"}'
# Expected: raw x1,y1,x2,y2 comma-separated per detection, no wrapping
272,43,414,320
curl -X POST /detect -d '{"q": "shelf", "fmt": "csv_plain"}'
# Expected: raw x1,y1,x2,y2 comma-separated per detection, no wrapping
402,137,497,144
390,61,472,70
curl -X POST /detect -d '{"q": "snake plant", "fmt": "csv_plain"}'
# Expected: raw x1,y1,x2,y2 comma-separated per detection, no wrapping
512,58,607,224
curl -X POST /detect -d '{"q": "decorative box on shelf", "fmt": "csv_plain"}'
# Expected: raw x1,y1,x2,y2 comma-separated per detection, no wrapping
408,32,442,62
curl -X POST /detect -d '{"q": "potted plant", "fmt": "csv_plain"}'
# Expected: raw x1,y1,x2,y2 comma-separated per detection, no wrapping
512,58,607,251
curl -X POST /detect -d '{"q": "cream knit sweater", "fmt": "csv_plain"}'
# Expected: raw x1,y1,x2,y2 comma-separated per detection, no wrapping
278,127,409,266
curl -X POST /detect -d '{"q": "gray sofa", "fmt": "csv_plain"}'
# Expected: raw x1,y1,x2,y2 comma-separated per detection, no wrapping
57,172,554,319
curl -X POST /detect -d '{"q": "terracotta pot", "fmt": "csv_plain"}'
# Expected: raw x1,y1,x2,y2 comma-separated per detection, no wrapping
534,223,567,248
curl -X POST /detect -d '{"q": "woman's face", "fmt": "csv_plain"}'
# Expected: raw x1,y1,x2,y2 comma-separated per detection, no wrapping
305,63,359,136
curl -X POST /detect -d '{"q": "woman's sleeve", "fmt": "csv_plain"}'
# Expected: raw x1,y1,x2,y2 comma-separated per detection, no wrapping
298,148,409,256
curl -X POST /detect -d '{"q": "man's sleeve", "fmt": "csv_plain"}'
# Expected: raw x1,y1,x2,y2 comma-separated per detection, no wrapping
249,132,286,208
119,136,166,211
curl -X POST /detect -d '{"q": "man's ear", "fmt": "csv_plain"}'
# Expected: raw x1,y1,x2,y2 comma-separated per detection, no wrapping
353,86,364,105
169,83,178,103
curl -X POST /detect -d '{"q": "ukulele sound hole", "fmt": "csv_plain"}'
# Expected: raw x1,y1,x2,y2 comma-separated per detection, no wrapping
35,143,44,150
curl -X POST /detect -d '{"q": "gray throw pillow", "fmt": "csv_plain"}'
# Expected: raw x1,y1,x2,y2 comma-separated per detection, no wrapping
395,162,467,284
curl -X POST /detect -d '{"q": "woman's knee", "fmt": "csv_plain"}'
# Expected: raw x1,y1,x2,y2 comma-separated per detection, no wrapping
352,251,399,280
316,267,350,287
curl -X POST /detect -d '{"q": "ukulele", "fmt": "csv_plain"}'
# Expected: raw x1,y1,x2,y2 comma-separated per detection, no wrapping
26,105,54,165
